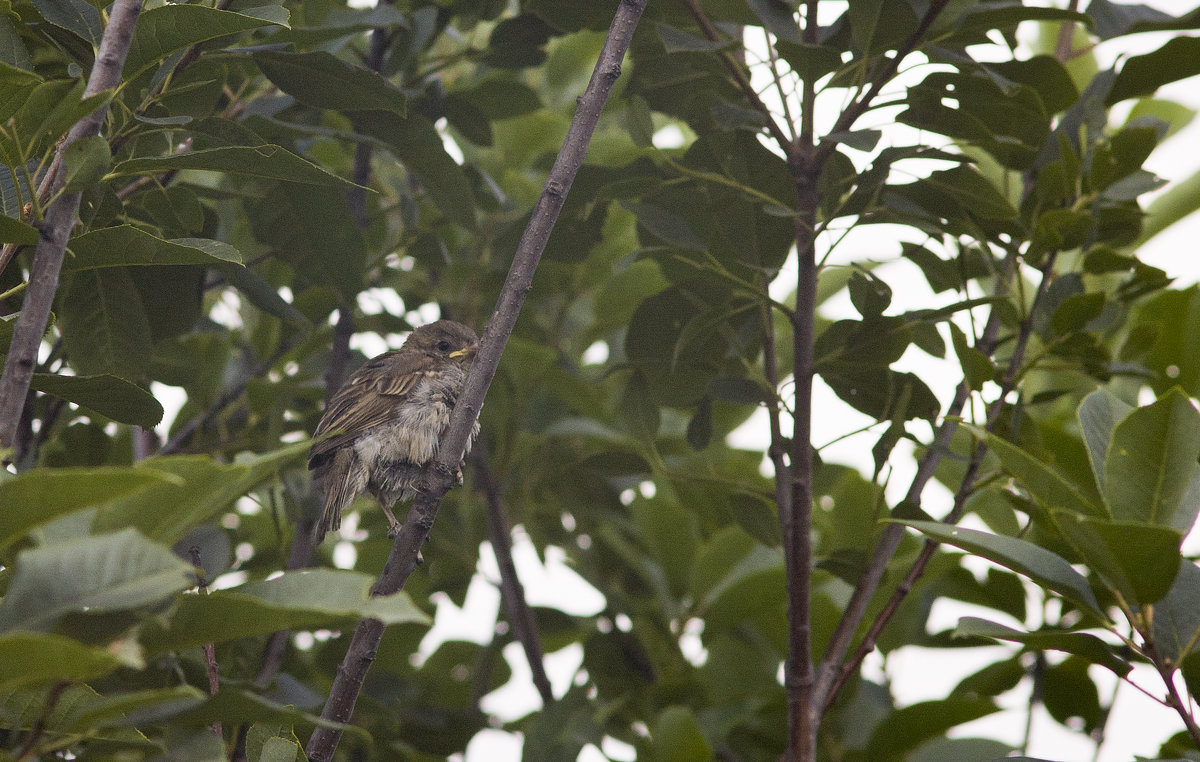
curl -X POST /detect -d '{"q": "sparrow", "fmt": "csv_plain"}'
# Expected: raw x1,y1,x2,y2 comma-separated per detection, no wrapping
308,320,480,543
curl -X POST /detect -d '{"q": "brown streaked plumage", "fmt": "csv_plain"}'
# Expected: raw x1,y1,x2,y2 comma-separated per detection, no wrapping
308,320,480,543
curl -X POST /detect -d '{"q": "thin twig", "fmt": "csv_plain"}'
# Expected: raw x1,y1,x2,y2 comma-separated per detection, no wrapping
762,301,792,553
812,0,953,168
1148,641,1200,748
0,0,144,463
1023,653,1046,755
16,681,69,761
679,0,793,150
189,546,224,742
1054,0,1081,63
158,343,293,455
303,3,648,759
474,445,555,705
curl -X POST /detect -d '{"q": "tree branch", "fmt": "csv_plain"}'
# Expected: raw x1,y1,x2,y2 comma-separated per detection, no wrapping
812,0,952,168
679,0,793,150
303,2,648,758
816,249,1052,712
158,343,293,455
189,546,224,742
0,0,144,464
16,681,68,761
475,445,555,706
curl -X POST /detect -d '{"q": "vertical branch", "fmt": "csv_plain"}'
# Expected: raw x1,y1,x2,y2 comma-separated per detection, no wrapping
781,4,821,759
304,3,648,759
0,0,144,463
189,546,224,742
475,446,555,705
762,302,792,551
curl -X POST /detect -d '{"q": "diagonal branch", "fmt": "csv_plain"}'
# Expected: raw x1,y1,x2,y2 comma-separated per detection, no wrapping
303,2,648,759
679,0,793,150
815,248,1052,712
0,0,144,464
811,247,1018,710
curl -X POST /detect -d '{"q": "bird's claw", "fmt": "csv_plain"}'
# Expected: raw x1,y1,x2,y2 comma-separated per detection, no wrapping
387,521,402,538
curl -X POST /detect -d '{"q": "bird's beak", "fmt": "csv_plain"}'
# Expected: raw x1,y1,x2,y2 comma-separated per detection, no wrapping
449,341,479,359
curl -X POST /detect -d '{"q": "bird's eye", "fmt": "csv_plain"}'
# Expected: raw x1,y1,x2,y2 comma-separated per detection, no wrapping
437,340,452,352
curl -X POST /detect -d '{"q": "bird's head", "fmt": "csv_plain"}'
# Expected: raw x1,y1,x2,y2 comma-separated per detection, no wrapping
408,320,480,364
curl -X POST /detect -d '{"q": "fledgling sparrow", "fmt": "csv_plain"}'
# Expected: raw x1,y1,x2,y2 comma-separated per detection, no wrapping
308,320,480,543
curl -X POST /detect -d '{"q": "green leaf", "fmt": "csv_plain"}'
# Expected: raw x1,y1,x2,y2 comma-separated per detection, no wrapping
111,145,352,187
1049,292,1105,335
32,0,100,46
1076,388,1132,491
0,632,138,690
0,529,195,633
283,4,408,46
1051,512,1181,606
655,23,729,53
866,697,999,760
253,50,407,116
969,427,1106,518
1108,36,1200,105
1043,656,1102,733
897,520,1103,617
92,442,311,543
744,0,799,43
482,13,553,68
30,373,164,428
62,135,109,192
66,686,205,731
774,41,843,83
351,112,476,230
848,270,892,318
123,5,290,81
1103,388,1200,528
0,214,37,244
1,79,110,164
57,268,152,381
249,183,364,299
173,689,364,739
0,465,176,552
0,60,42,123
65,225,242,271
953,5,1089,34
849,0,917,54
142,569,427,655
923,166,1018,220
1152,562,1200,666
949,324,994,391
1088,0,1200,38
952,617,1130,675
652,706,714,762
454,78,543,121
259,737,301,762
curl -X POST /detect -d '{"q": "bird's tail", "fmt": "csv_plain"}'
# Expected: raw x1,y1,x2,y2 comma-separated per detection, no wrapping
312,448,362,544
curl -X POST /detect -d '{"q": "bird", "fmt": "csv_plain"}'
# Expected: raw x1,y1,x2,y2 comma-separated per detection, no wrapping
308,320,480,543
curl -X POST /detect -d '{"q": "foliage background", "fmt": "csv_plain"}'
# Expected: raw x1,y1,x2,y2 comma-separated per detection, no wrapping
3,0,1200,760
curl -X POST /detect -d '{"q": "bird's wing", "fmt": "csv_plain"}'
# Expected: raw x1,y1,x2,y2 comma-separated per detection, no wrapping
308,354,425,466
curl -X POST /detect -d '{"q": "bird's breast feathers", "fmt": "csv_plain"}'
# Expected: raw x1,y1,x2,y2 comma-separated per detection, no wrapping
354,366,475,467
